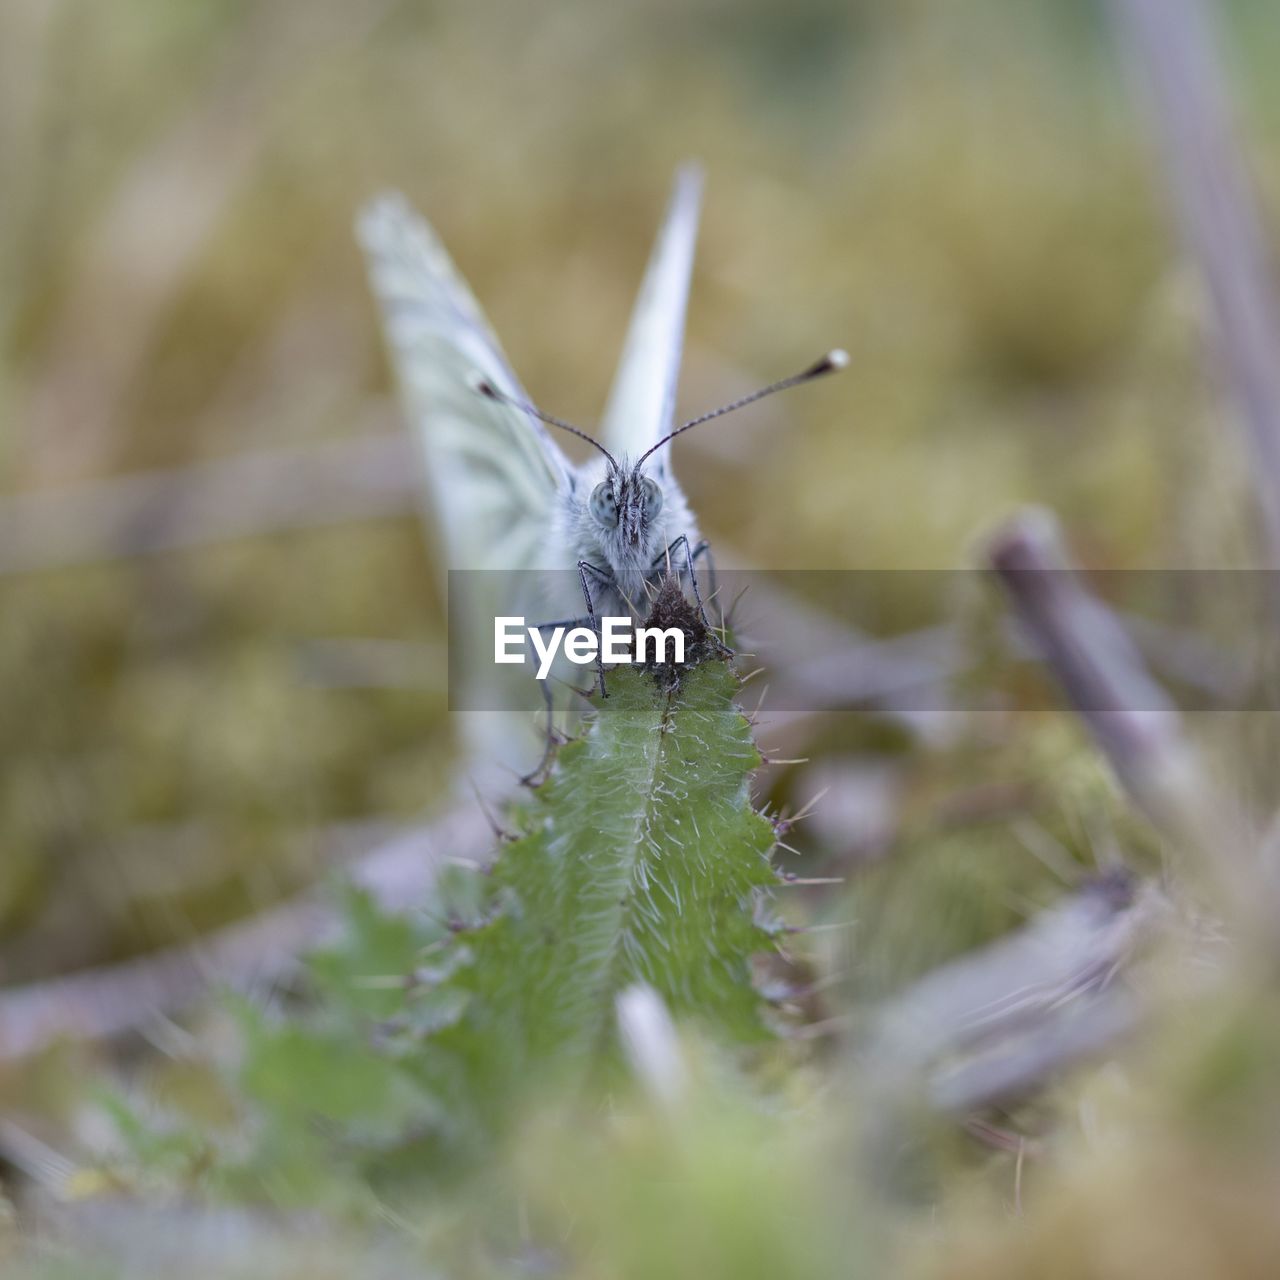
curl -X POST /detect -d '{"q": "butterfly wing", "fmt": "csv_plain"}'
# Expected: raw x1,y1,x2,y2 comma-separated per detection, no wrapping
598,165,703,477
358,195,585,783
357,193,571,573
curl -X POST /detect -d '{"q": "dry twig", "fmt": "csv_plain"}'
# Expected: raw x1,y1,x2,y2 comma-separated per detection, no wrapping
1111,0,1280,576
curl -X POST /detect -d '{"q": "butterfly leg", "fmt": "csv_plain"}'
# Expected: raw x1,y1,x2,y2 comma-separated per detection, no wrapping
526,615,597,698
680,539,727,631
654,535,704,600
518,616,593,786
658,536,733,656
689,540,723,625
577,560,613,697
519,675,560,787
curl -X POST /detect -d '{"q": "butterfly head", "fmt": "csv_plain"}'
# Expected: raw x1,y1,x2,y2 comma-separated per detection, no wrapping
588,467,664,548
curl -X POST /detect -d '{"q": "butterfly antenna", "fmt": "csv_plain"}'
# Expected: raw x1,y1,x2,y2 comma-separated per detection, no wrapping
473,376,619,468
636,349,849,468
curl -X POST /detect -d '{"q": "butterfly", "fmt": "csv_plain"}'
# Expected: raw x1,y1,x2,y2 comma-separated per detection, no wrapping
356,166,844,770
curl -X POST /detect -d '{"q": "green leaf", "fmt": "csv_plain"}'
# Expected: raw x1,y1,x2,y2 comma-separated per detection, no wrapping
307,886,443,1020
232,635,781,1184
399,655,781,1155
239,1022,424,1137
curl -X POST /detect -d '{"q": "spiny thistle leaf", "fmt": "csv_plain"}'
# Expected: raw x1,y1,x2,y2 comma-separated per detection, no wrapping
237,628,782,1183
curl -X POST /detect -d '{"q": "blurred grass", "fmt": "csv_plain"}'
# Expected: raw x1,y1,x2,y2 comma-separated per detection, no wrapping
2,0,1280,1065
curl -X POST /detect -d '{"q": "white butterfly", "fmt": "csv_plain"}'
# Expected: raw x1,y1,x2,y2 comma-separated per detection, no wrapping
358,165,842,595
356,166,843,772
357,166,706,610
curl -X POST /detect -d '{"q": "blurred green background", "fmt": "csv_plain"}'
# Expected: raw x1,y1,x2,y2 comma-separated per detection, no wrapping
3,0,1279,984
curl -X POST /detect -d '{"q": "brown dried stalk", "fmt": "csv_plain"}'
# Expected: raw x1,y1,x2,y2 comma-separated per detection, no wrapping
989,508,1267,945
867,874,1161,1115
1111,0,1280,575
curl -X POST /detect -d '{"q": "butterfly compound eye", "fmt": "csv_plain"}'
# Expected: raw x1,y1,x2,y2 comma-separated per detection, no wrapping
589,481,620,528
640,475,664,517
